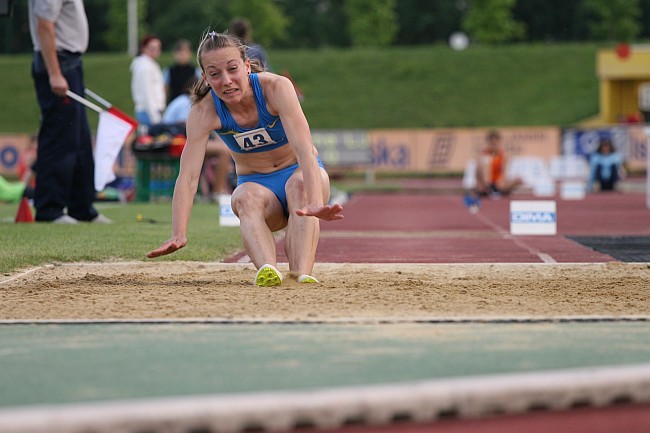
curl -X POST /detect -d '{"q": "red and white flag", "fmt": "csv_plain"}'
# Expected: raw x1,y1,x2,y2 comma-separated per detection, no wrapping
66,89,138,191
95,110,136,190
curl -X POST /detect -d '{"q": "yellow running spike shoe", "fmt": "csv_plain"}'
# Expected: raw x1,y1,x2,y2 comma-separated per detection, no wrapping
298,274,319,284
255,264,283,287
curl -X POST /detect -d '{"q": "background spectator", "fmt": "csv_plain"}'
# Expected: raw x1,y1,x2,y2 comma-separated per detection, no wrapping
588,137,625,192
228,18,270,70
475,130,522,197
163,39,199,104
131,34,166,127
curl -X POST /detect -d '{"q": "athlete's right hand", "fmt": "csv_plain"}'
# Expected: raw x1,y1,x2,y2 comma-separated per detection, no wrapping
295,203,344,221
146,236,187,258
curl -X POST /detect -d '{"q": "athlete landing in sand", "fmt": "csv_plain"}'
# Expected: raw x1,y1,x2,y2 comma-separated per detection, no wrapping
147,31,343,286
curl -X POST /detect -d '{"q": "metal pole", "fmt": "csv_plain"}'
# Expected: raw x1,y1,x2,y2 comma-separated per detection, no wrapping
65,90,104,114
127,0,138,56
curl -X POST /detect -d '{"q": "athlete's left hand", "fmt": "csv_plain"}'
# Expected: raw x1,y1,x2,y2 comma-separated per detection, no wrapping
296,203,344,221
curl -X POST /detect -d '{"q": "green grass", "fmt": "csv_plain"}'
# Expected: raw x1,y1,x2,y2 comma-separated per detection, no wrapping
0,43,600,133
0,201,242,274
276,43,600,129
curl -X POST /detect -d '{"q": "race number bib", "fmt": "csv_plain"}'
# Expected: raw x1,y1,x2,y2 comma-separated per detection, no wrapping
234,128,277,151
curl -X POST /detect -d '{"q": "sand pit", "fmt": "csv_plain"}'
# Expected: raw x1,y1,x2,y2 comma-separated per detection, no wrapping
1,261,648,321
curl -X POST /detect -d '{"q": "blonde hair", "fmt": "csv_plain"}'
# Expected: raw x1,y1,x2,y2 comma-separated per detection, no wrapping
190,30,265,104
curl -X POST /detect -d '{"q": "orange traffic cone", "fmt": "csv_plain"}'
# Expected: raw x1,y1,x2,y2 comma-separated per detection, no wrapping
15,197,34,223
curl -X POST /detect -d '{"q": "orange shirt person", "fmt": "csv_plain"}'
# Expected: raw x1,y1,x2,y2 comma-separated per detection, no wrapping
475,130,522,197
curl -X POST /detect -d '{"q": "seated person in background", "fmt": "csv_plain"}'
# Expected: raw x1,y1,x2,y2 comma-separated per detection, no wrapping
475,130,522,197
587,137,625,192
163,78,233,200
162,85,193,125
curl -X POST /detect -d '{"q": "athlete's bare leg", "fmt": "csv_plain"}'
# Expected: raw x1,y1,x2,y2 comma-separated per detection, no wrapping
284,168,331,276
231,182,287,269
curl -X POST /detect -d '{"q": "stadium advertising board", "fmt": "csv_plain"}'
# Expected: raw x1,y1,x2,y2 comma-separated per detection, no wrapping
2,125,646,178
369,127,561,173
0,134,30,176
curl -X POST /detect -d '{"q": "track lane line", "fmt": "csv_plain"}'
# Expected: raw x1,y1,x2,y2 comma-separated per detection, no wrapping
473,208,557,263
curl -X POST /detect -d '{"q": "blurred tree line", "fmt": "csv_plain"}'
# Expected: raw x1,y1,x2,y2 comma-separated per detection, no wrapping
1,0,648,54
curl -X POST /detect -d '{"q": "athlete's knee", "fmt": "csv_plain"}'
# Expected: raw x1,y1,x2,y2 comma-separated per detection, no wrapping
232,187,267,217
286,178,312,214
286,175,306,198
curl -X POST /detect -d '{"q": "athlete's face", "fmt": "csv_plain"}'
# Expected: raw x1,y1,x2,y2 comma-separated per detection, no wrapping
201,47,251,103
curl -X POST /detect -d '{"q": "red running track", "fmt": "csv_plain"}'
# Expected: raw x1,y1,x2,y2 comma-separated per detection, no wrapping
228,189,650,264
318,191,650,263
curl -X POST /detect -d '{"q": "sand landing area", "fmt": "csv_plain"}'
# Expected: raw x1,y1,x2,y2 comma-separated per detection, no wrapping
1,261,648,321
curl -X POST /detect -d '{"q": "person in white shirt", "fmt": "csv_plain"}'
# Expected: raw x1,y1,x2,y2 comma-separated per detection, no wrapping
130,34,166,127
28,0,109,224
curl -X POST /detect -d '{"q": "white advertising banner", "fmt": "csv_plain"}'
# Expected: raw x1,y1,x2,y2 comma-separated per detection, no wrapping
510,200,557,236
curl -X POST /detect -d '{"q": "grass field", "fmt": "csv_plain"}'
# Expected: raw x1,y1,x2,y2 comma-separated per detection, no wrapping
0,202,242,274
0,42,601,134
